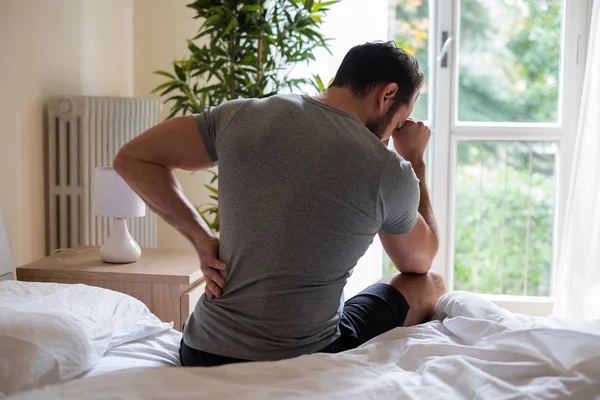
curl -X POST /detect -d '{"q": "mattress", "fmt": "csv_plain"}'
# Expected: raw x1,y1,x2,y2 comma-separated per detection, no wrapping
10,291,600,400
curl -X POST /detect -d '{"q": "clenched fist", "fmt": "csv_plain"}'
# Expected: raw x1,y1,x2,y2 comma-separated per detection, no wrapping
392,119,431,164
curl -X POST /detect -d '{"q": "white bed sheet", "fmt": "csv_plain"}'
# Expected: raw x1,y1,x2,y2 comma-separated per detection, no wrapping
83,329,182,378
0,281,173,396
10,291,600,400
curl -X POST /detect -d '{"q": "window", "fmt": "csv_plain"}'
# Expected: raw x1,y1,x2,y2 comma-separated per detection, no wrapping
388,0,431,122
453,141,557,297
380,0,588,313
456,0,563,123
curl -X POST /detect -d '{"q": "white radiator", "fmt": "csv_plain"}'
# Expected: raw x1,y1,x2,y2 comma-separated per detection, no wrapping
47,96,160,253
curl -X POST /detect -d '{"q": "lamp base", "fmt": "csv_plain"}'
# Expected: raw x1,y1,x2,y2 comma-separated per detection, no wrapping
100,219,141,264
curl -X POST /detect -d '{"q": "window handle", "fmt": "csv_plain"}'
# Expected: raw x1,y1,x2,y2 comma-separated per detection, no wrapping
438,31,453,68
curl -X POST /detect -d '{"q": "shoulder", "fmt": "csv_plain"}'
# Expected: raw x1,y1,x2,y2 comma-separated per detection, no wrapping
377,152,420,233
386,152,417,175
213,95,304,116
193,98,253,128
381,152,420,193
211,98,253,115
249,94,303,109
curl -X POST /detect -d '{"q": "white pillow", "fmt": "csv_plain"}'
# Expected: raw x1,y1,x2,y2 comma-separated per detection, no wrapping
0,281,172,396
0,311,100,396
433,291,513,322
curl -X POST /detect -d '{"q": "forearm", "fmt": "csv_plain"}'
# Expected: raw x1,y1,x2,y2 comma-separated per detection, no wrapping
113,154,213,245
410,160,439,245
379,158,439,275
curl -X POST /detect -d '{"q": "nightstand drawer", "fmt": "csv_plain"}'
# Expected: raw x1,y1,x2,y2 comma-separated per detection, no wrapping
180,280,206,328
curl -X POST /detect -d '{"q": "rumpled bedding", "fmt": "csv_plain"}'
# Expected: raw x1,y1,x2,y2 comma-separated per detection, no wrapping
9,291,600,399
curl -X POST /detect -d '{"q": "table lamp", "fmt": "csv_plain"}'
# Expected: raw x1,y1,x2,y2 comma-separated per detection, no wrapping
95,167,146,263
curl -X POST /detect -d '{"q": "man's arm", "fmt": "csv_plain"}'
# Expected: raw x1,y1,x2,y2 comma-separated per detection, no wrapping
379,160,438,274
379,120,439,274
114,116,211,242
113,115,227,298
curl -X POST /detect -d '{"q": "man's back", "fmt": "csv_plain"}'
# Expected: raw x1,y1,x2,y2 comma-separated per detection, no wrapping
183,94,418,361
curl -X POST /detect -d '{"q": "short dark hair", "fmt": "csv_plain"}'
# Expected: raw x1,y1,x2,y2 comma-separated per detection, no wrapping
330,41,424,107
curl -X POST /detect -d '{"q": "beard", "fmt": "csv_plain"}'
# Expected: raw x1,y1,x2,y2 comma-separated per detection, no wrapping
365,103,400,140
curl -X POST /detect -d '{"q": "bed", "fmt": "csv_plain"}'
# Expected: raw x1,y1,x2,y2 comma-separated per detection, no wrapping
81,328,181,379
2,281,600,399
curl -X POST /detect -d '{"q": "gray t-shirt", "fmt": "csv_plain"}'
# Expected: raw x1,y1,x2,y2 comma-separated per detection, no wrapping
183,94,419,361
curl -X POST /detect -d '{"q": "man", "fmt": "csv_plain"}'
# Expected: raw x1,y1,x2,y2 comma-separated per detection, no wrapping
114,42,445,367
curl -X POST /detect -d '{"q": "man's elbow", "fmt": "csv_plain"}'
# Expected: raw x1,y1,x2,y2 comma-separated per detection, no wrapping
397,242,438,275
113,146,134,178
430,235,440,261
113,151,126,176
420,237,440,273
398,260,432,275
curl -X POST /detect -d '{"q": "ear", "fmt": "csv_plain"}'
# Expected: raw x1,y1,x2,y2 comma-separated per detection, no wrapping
377,83,399,113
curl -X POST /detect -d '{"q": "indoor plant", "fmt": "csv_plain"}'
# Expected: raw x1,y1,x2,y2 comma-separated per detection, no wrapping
152,0,338,232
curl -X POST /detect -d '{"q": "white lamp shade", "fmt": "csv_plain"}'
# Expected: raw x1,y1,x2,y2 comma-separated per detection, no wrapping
95,167,146,218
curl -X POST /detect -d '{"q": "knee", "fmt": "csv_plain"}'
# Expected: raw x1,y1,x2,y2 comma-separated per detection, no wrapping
386,270,445,286
427,271,446,296
387,271,446,304
422,271,447,304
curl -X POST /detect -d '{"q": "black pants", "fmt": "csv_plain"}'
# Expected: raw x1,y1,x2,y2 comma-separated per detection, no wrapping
180,283,410,367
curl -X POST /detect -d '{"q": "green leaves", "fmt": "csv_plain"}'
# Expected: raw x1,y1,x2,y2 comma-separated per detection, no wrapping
197,202,219,232
150,80,181,94
201,13,222,30
153,70,176,80
208,169,218,184
173,63,187,81
196,171,220,232
203,184,218,196
223,17,237,35
311,74,326,93
240,5,264,12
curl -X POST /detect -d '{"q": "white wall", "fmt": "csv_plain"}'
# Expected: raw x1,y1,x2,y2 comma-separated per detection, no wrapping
133,0,214,251
0,0,133,267
1,0,355,264
80,0,134,96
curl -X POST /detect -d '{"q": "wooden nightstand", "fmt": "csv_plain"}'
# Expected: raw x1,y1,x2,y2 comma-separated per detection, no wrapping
16,246,205,331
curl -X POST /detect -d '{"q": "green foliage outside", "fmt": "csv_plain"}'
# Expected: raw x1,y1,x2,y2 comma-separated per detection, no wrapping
152,0,338,231
452,141,555,296
384,0,561,296
393,0,429,121
457,0,562,122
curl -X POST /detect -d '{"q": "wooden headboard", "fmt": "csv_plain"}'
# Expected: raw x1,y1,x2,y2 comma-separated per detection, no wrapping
0,211,14,280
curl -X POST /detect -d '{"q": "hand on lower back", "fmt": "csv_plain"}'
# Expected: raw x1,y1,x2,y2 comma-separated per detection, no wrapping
194,238,227,300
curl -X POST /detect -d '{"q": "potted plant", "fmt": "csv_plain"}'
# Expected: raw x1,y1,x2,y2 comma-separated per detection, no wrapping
152,0,338,232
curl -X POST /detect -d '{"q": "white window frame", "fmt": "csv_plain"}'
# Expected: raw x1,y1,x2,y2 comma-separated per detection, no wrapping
428,0,592,314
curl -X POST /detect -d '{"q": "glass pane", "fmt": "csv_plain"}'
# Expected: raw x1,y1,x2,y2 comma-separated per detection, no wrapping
388,0,430,121
457,0,563,123
453,141,556,296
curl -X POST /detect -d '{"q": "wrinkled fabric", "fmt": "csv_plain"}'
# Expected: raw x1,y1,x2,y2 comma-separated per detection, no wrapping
11,291,600,399
0,281,172,396
83,329,182,378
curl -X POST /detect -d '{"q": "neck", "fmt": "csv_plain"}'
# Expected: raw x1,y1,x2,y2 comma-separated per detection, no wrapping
314,87,373,126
